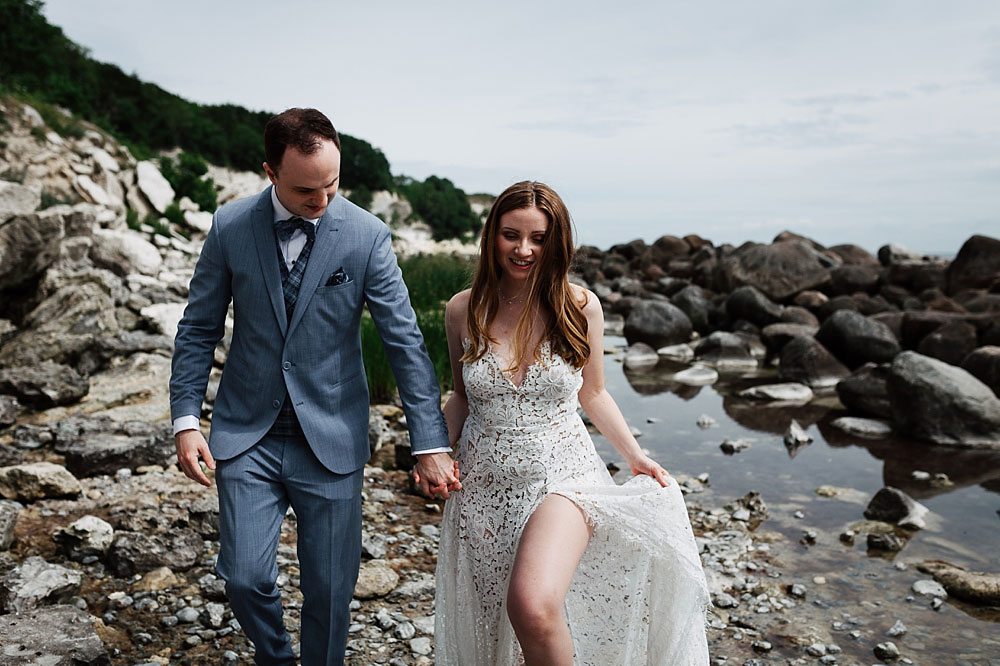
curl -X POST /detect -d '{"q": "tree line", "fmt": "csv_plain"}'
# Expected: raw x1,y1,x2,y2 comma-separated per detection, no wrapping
0,0,482,239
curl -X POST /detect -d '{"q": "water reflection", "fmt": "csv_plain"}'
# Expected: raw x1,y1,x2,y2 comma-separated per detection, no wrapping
618,353,1000,504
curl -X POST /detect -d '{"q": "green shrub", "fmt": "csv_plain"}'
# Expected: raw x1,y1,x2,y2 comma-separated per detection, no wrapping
159,152,217,212
125,208,140,230
163,201,185,226
361,253,475,402
39,188,75,209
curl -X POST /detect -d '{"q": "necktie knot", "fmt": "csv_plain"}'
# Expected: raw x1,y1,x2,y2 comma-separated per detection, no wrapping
276,216,315,243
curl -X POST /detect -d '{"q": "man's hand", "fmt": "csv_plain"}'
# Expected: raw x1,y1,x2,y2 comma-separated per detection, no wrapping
412,452,461,499
175,429,216,487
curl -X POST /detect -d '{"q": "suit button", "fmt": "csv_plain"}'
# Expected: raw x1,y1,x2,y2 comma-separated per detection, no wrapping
272,399,281,409
282,361,291,370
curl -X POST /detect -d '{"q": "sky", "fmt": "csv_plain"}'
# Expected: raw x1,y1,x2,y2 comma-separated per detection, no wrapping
42,1,1000,254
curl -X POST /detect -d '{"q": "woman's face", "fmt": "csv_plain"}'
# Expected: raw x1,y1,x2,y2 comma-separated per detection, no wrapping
494,206,549,284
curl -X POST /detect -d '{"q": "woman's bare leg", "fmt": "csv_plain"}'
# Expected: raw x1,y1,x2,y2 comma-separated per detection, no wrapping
506,494,593,666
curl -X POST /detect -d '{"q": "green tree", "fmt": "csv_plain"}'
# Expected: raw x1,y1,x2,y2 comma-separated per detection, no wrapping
403,176,481,240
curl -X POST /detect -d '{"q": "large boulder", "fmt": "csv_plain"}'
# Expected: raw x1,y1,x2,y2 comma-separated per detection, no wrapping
0,271,121,369
725,286,784,328
945,234,1000,295
670,285,716,334
717,240,841,301
0,208,67,290
916,320,978,366
827,264,880,296
877,243,930,266
0,605,110,665
0,181,41,220
0,462,82,501
0,361,89,408
0,556,83,613
135,160,175,213
52,515,115,561
693,331,757,368
962,346,1000,397
778,336,850,388
761,323,820,354
55,430,175,477
887,351,1000,447
836,363,892,418
815,309,901,369
623,300,693,348
106,530,203,576
90,228,163,276
917,561,1000,606
829,243,879,266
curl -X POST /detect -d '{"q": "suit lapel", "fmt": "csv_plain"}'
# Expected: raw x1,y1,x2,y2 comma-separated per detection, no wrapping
251,187,288,337
286,195,345,338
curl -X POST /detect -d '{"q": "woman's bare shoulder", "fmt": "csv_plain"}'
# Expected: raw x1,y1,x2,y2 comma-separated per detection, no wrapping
569,283,601,316
446,289,472,313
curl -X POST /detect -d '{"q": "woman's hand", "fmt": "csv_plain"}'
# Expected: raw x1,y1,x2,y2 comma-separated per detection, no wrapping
629,454,671,487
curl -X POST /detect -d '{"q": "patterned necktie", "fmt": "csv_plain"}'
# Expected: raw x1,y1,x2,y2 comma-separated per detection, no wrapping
276,216,316,243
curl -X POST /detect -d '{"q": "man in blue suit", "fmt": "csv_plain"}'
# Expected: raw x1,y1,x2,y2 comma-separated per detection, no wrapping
169,108,459,665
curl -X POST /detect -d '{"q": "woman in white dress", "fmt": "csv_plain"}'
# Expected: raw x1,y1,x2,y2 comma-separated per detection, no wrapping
422,181,709,665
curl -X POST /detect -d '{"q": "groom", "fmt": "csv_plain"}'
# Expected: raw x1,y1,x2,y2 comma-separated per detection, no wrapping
169,108,458,665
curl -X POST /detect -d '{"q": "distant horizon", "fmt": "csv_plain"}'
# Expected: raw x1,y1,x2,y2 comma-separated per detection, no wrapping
39,1,1000,257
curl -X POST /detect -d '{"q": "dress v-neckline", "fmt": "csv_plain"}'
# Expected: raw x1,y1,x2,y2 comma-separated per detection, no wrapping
477,339,551,391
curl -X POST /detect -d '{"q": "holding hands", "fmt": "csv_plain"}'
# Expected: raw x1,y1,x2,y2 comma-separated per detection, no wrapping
413,452,462,499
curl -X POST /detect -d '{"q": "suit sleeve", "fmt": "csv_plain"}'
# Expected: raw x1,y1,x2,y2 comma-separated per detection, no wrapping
363,225,450,453
169,215,232,422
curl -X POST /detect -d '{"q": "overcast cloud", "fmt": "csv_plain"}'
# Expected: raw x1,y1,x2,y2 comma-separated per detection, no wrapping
43,1,1000,253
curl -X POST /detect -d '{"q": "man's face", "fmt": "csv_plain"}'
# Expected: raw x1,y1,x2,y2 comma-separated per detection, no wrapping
263,139,341,219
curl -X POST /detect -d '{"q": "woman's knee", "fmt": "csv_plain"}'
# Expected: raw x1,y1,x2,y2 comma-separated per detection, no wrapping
507,584,564,637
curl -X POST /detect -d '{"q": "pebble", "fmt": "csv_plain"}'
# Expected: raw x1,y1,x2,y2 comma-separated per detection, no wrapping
874,641,901,660
806,642,827,657
789,583,807,599
887,619,907,637
176,606,200,623
696,414,717,429
410,636,432,655
911,579,947,598
720,439,751,454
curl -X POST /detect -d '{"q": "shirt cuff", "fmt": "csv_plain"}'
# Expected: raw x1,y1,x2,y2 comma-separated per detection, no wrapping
414,447,452,455
172,415,201,436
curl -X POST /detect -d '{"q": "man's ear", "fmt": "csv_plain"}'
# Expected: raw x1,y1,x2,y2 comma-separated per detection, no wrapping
263,162,278,185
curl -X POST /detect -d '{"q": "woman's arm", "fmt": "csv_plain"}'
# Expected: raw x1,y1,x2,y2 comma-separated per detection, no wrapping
442,290,471,445
576,287,672,487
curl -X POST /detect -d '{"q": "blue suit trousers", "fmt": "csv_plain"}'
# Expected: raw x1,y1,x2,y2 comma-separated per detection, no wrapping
215,433,363,665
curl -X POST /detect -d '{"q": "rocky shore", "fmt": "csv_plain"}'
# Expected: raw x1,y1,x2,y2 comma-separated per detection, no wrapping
2,99,999,664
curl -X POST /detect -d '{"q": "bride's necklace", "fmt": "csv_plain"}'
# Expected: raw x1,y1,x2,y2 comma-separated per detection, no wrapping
499,289,527,306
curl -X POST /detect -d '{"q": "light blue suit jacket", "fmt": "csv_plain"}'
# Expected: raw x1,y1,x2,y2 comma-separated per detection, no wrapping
169,187,448,473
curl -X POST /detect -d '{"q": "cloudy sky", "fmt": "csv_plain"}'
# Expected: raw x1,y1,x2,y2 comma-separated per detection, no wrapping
43,1,1000,253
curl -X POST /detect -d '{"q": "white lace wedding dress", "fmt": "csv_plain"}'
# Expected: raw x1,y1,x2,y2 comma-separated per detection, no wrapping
434,340,710,665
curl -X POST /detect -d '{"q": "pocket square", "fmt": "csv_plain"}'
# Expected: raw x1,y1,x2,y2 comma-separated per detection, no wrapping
325,267,349,286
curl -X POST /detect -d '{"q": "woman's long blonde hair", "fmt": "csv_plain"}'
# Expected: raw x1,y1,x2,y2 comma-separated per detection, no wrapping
462,181,590,370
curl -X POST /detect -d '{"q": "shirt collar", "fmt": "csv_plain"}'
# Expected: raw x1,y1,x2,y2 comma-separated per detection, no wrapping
270,186,320,226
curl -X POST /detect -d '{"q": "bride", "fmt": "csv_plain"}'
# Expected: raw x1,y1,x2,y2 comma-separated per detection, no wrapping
420,181,709,665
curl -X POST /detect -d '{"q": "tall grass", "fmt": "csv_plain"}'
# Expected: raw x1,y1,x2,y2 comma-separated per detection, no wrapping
362,253,476,403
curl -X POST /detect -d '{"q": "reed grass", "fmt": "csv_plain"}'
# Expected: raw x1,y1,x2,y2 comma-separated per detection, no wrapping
362,253,476,402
